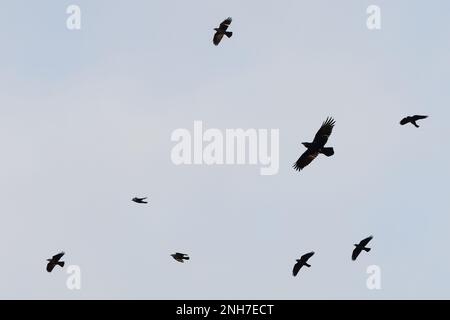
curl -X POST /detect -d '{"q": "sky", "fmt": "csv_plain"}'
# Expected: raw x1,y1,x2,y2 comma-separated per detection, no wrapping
0,0,449,299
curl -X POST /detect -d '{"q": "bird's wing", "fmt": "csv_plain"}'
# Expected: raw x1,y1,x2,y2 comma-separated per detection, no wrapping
352,248,361,261
219,17,232,30
213,32,224,46
293,149,319,171
399,117,409,125
52,252,65,261
312,117,335,146
46,262,55,272
301,251,315,261
412,115,428,121
292,262,302,276
359,236,373,247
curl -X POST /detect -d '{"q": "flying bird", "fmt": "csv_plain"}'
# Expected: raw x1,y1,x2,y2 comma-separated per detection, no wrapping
132,197,148,204
213,17,233,46
352,236,373,261
400,115,428,128
46,252,65,272
292,251,314,277
293,117,336,171
171,252,190,263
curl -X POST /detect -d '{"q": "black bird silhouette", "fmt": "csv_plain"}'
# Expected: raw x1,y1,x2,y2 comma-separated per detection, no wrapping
213,17,233,46
132,197,148,204
400,115,428,128
292,251,314,277
352,236,373,261
46,252,65,272
293,117,335,171
171,252,190,263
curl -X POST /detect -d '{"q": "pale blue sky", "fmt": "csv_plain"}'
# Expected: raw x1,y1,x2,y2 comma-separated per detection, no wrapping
0,0,449,299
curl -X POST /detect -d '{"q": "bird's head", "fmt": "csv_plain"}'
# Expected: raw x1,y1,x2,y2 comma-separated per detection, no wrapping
46,259,51,262
214,28,219,31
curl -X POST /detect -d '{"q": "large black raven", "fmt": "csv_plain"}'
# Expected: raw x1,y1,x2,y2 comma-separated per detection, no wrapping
213,17,233,46
171,252,190,263
132,197,148,204
292,251,314,277
400,115,428,128
352,236,373,261
293,117,335,171
46,252,65,272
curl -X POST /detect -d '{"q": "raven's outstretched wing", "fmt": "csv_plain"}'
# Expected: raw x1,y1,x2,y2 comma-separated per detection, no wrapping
312,117,335,147
219,17,232,31
300,251,315,262
359,236,373,247
52,252,65,261
412,115,428,121
293,149,319,171
352,247,362,261
213,33,224,46
292,262,302,276
46,262,55,272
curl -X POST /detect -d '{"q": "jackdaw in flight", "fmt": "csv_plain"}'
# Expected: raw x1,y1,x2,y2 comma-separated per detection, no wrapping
293,117,335,171
292,251,314,277
46,252,65,272
171,252,190,263
132,197,148,204
400,115,428,128
352,236,373,261
213,17,233,46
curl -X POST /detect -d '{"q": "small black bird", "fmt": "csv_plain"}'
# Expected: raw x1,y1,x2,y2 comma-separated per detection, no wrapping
46,252,65,272
292,251,314,277
352,236,373,261
132,197,148,204
294,117,336,171
400,115,428,128
171,252,190,263
213,17,233,46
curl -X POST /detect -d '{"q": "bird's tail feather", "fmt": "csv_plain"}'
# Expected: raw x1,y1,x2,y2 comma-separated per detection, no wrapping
183,257,190,260
321,147,334,157
225,32,233,38
363,248,371,252
305,263,311,267
57,261,65,268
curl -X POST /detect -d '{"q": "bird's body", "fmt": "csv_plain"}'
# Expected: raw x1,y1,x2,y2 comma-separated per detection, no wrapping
400,115,428,128
293,117,336,171
46,252,65,272
171,252,190,263
132,197,148,204
292,251,314,277
352,236,373,261
213,17,233,46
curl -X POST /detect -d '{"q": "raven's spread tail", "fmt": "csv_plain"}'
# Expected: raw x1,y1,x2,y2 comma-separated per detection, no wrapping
57,261,65,268
321,147,334,157
363,248,371,252
305,263,311,268
183,256,190,260
412,121,419,128
225,32,233,38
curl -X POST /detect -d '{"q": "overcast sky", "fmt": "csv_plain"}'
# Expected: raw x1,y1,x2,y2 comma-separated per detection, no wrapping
0,0,449,299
